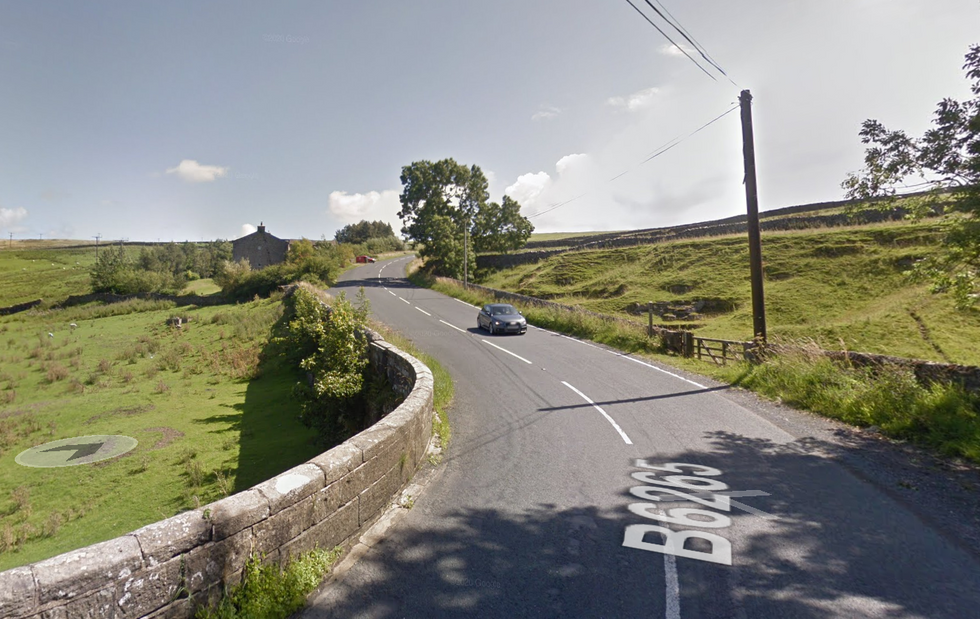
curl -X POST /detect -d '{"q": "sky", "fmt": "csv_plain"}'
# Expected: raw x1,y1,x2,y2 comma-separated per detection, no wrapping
1,0,978,242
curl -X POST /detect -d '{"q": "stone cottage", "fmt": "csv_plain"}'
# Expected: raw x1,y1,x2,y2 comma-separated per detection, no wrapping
232,223,290,269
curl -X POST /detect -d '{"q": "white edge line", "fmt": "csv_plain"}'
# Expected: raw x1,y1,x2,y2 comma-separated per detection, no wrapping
481,339,533,365
439,319,467,334
454,298,478,308
561,381,633,445
615,353,706,389
414,306,432,317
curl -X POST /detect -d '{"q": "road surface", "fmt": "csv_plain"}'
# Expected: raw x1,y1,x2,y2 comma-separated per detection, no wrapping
301,256,980,619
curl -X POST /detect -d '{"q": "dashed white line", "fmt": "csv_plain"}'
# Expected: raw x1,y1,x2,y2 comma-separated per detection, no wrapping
414,306,432,317
665,554,680,619
481,339,533,365
439,319,467,334
399,297,411,305
561,381,633,445
387,290,397,296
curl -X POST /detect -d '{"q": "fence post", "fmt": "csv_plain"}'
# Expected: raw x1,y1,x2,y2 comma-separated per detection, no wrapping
648,302,653,337
683,331,694,358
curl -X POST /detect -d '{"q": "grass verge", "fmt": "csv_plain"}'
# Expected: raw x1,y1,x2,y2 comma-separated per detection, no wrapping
718,349,980,463
196,547,342,619
368,318,454,451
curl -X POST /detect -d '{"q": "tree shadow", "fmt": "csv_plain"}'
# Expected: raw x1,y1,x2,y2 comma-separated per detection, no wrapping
302,431,980,618
191,323,321,492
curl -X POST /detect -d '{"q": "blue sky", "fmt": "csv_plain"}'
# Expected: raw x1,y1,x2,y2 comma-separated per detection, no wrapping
1,0,978,241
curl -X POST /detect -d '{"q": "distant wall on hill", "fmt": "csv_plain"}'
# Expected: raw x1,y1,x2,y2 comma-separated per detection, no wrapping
479,204,941,270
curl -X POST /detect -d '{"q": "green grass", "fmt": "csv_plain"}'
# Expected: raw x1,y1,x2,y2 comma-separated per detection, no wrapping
0,246,99,307
477,221,980,365
0,296,321,570
196,547,343,619
181,278,222,296
368,320,454,451
718,350,980,463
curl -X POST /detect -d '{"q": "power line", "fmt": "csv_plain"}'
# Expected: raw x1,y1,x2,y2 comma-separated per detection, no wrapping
623,0,716,82
527,104,739,219
642,104,738,163
642,0,735,86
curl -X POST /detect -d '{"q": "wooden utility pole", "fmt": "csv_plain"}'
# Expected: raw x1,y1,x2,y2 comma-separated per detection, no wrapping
93,234,102,259
739,90,767,342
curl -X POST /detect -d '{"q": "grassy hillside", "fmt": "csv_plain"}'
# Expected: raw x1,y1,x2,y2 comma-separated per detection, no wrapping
0,246,99,307
0,295,320,569
479,221,980,366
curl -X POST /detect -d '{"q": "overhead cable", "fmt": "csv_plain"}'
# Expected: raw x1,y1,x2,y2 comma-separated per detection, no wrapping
526,104,738,219
623,0,716,81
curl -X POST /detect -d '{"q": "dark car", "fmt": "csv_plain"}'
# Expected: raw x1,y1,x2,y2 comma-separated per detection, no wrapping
477,303,527,335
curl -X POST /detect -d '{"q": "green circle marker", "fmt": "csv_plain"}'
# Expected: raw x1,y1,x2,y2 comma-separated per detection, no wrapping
15,435,138,468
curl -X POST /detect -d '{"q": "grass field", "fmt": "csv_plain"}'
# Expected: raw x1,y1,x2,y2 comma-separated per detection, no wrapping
0,295,321,570
478,221,980,365
0,246,99,307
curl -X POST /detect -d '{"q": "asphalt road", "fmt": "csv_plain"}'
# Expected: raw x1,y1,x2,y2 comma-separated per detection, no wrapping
302,256,980,619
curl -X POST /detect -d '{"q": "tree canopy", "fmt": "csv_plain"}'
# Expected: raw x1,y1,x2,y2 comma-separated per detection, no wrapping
842,44,980,307
398,159,534,277
334,220,397,245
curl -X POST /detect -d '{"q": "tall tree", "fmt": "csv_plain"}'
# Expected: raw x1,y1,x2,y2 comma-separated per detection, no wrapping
472,195,535,253
398,159,533,277
842,44,980,308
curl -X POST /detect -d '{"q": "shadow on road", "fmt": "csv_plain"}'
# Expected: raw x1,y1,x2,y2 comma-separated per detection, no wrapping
302,431,980,619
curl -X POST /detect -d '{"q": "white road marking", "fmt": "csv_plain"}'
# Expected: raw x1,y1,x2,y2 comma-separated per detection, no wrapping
481,339,533,365
561,381,633,445
388,290,397,296
614,353,706,389
665,553,681,619
414,306,432,317
455,298,479,309
399,297,411,305
439,319,467,334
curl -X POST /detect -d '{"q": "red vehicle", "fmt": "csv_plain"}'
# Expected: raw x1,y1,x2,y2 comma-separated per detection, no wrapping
355,255,377,264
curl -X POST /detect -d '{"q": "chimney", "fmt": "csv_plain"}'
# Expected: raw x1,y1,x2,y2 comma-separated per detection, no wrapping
258,222,266,234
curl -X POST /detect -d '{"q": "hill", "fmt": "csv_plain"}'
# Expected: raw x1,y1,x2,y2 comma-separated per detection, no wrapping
478,219,980,366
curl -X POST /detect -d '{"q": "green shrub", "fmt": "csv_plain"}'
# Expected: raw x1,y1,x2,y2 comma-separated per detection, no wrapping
195,548,342,619
727,350,980,462
275,286,372,444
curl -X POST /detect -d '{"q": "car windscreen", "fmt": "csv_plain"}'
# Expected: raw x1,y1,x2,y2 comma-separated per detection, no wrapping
491,306,518,315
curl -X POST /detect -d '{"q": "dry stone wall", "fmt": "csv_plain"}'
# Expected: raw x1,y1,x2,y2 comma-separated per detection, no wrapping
0,330,434,619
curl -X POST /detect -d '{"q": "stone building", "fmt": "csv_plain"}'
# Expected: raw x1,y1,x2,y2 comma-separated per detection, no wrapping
232,223,290,269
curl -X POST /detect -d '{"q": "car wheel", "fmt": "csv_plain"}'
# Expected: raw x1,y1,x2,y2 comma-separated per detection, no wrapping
489,323,495,335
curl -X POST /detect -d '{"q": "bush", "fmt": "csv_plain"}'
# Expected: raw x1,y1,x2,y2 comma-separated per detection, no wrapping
195,548,342,619
728,350,980,462
216,243,351,301
275,286,372,444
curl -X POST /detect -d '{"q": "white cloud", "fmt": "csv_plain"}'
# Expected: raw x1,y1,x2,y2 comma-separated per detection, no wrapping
166,159,229,183
0,206,28,231
328,190,402,227
659,43,695,57
532,105,563,121
607,87,660,112
556,153,590,177
505,172,551,207
240,224,257,238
